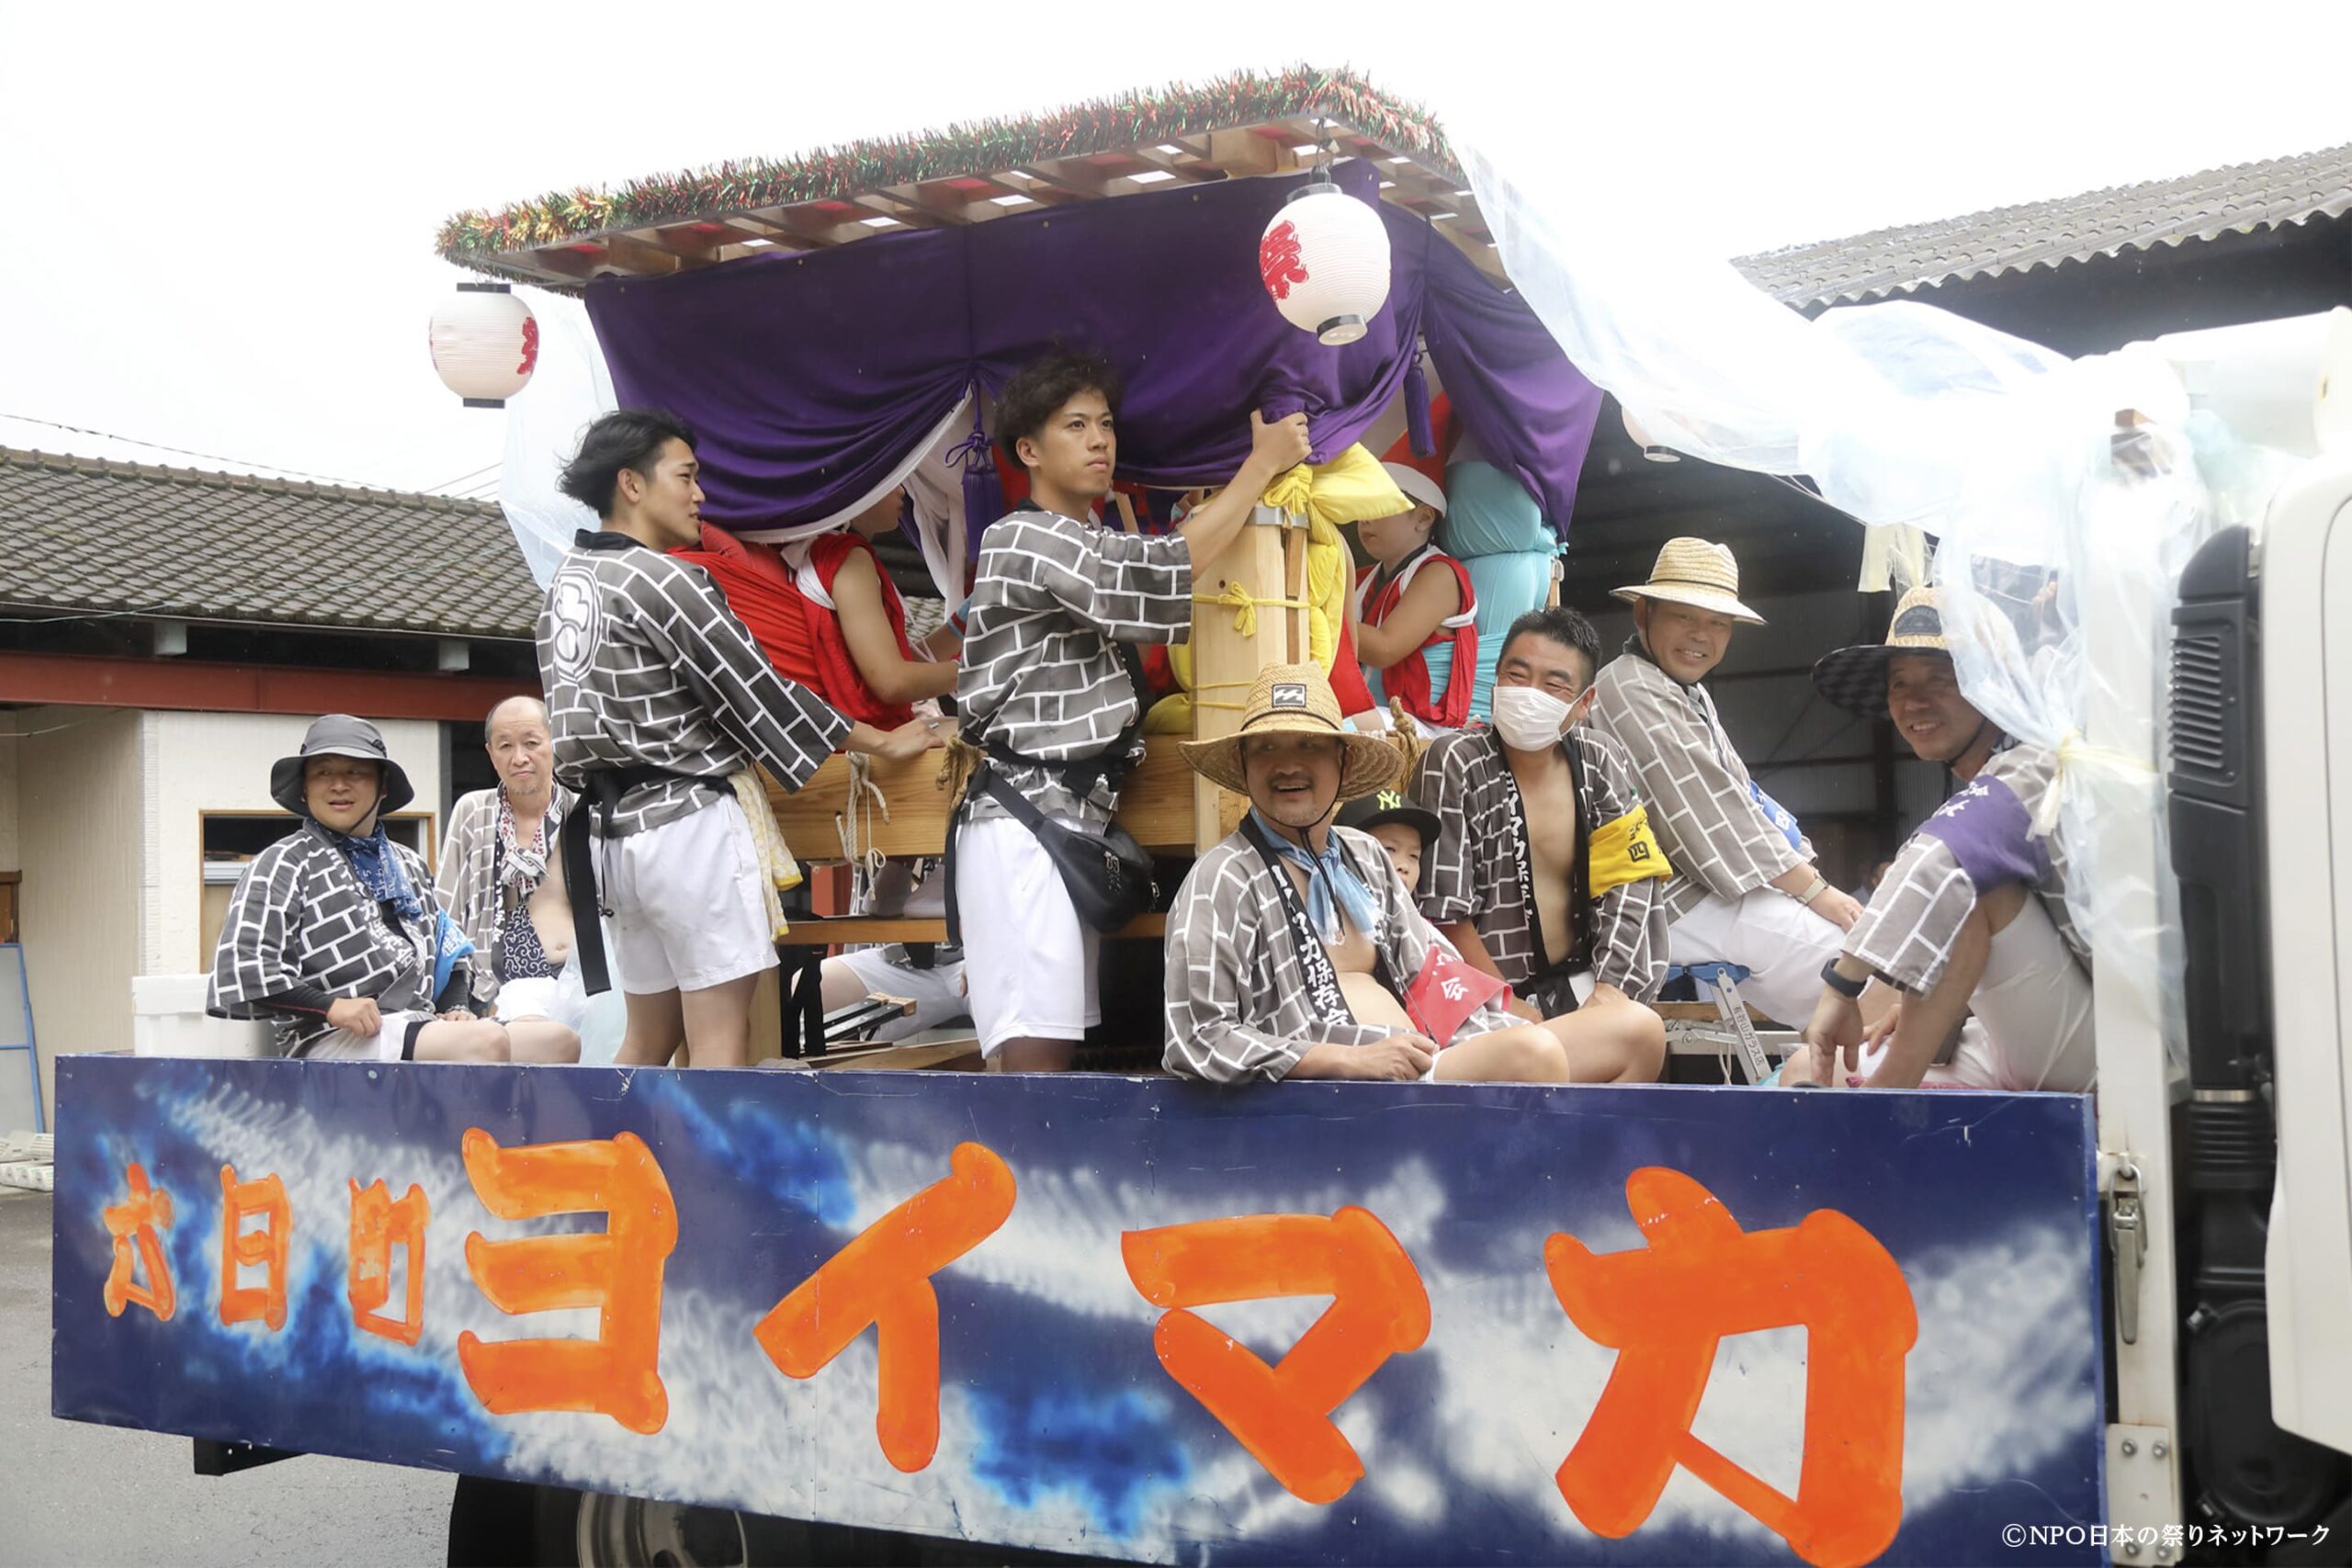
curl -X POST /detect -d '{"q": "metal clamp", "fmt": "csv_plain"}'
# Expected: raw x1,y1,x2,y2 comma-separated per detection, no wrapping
2109,1161,2146,1346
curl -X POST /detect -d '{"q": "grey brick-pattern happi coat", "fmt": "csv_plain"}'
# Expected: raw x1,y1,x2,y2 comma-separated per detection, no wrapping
1847,744,2086,995
209,823,438,1055
435,784,574,1009
537,530,847,838
1413,725,1669,1002
1163,824,1517,1083
1590,647,1810,920
956,505,1193,825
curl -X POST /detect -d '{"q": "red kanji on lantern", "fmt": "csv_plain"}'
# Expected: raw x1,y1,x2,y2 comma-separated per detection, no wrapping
1260,220,1310,302
517,316,540,378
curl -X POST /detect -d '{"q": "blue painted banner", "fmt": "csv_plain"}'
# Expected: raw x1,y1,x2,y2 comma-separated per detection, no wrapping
51,1057,2105,1566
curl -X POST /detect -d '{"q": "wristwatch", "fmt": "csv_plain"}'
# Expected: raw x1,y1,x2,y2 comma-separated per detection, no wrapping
1818,958,1869,1000
1796,873,1828,906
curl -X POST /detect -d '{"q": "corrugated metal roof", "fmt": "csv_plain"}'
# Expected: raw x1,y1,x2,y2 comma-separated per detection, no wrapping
1735,142,2352,308
0,447,540,639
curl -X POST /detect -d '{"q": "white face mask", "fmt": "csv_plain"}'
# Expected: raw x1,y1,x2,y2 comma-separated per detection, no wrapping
1492,683,1575,751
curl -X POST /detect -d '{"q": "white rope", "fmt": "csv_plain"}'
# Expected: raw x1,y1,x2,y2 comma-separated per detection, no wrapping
834,753,892,911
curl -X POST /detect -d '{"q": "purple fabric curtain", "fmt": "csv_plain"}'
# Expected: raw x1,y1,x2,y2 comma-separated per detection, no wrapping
1399,211,1605,531
584,158,1599,546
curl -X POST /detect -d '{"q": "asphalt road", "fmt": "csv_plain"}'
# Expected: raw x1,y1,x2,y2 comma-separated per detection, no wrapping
0,1188,450,1567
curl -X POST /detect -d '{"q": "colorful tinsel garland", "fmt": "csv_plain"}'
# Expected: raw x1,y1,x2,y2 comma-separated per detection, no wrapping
434,65,1457,272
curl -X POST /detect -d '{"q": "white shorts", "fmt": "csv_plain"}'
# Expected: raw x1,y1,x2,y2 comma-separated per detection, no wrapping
492,971,589,1032
604,797,776,996
1855,896,2096,1091
831,946,969,1043
1667,886,1847,1027
1956,895,2097,1090
953,813,1101,1056
301,1009,432,1062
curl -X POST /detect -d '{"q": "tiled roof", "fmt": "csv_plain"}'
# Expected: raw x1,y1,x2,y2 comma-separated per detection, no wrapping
0,447,540,639
1736,142,2352,308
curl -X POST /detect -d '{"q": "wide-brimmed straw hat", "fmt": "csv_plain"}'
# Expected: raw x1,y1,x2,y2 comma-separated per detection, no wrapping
269,714,414,816
1180,662,1402,801
1379,461,1447,516
1811,587,1951,718
1612,536,1764,624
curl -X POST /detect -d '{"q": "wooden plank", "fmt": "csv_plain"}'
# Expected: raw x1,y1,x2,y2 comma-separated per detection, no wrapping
777,912,1165,948
1017,159,1112,197
870,186,973,224
1188,509,1296,848
765,737,1195,861
799,1039,984,1072
1202,129,1289,179
600,234,686,274
517,246,598,282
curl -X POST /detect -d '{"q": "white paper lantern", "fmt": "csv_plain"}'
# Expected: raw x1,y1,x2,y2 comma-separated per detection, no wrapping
1259,181,1391,346
429,284,538,407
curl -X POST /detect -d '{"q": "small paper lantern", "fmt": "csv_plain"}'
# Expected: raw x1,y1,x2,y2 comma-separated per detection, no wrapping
429,283,538,407
1259,181,1391,346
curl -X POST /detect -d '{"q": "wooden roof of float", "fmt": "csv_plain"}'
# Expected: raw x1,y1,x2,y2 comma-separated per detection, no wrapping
435,67,1500,288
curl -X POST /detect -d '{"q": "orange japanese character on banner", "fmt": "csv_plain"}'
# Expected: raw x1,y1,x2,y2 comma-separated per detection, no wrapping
1546,1168,1919,1568
458,1129,677,1435
348,1179,429,1347
755,1142,1015,1473
101,1162,176,1321
1121,1205,1430,1506
218,1165,291,1332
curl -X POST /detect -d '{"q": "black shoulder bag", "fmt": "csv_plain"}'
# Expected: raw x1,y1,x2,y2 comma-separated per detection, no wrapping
945,642,1159,942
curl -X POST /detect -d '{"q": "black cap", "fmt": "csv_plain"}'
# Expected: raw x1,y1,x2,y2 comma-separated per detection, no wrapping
1335,785,1440,849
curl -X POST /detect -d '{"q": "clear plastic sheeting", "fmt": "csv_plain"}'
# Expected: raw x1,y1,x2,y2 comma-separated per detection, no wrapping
496,291,615,586
1456,132,2333,1073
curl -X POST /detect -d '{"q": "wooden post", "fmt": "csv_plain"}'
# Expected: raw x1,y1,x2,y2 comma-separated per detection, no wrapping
1190,506,1299,849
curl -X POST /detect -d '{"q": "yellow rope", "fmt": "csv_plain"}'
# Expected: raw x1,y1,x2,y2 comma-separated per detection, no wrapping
730,771,802,939
1193,581,1309,637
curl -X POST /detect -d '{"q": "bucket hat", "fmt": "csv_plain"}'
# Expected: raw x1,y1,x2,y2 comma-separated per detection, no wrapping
269,715,414,817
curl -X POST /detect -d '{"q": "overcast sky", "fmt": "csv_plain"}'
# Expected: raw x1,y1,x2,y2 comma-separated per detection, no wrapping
4,0,2346,498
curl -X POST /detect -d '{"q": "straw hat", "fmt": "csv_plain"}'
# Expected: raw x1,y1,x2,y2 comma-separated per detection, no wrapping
1379,461,1447,516
1811,587,1951,718
1611,537,1764,624
1179,662,1402,801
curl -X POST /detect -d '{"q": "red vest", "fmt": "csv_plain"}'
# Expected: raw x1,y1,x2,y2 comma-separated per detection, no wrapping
1354,546,1477,729
673,525,920,729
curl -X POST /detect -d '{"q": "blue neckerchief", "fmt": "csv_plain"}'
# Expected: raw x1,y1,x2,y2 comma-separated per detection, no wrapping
322,821,476,998
329,822,425,924
1250,810,1381,947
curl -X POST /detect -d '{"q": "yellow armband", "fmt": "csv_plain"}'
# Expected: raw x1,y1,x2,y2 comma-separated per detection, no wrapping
1589,804,1672,897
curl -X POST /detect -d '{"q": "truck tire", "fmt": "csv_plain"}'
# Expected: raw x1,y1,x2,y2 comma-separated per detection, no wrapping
447,1475,572,1567
568,1489,763,1567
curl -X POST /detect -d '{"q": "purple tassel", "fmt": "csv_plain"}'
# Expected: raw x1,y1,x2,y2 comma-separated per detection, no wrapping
945,398,1003,560
1404,352,1435,458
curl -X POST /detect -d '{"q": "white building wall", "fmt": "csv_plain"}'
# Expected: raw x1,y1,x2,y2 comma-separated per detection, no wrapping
0,729,20,872
142,711,446,975
12,707,145,1128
